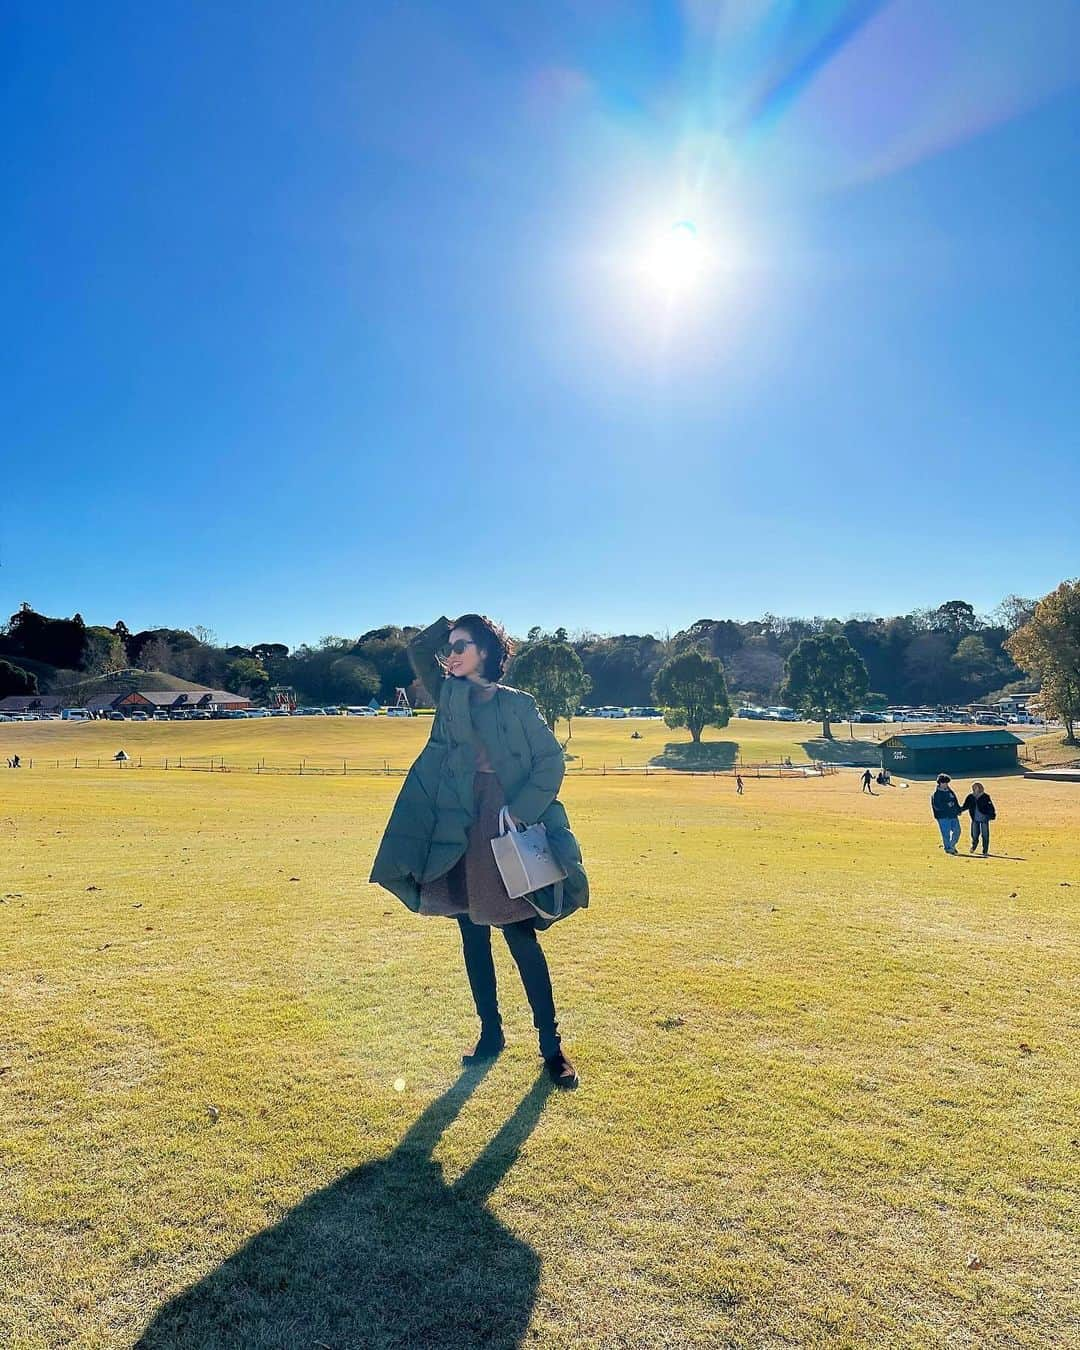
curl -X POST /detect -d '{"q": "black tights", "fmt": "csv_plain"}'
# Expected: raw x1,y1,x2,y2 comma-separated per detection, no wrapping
456,914,560,1058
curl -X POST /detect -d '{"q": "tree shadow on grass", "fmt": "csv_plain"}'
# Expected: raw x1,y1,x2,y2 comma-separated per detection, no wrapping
799,737,881,767
649,740,737,770
136,1068,553,1350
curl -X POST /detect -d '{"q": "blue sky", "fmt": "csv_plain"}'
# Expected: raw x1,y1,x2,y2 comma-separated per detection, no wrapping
4,1,1079,648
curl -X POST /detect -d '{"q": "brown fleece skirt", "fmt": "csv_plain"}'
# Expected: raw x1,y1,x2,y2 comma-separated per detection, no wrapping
418,772,537,927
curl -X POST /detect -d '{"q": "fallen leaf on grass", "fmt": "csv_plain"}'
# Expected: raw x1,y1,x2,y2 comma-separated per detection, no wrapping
206,1105,220,1123
289,877,300,882
656,1016,686,1030
965,1252,983,1271
1019,1043,1034,1055
86,885,100,892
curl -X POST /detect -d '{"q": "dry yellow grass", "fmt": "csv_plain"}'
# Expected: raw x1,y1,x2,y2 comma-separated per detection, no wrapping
1,719,1077,1347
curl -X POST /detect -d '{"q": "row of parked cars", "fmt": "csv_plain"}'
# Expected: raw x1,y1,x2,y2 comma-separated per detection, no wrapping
575,706,665,719
0,705,408,723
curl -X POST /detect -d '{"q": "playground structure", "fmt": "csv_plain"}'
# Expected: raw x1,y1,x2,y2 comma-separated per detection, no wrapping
269,685,298,712
385,687,413,718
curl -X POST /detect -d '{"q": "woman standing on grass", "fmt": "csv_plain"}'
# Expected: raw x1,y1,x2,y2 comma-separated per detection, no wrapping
371,615,588,1089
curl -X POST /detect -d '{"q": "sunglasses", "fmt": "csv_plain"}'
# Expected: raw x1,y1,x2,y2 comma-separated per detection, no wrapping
437,638,477,659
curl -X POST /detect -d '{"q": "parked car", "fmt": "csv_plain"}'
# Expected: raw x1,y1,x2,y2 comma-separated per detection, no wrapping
244,708,271,717
975,713,1008,726
129,711,150,721
107,711,126,721
269,708,290,716
192,711,212,720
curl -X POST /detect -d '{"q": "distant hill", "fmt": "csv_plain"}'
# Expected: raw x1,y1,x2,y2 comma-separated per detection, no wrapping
49,667,213,702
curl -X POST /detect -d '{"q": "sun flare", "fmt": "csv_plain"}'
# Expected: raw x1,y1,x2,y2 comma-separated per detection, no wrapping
642,220,707,293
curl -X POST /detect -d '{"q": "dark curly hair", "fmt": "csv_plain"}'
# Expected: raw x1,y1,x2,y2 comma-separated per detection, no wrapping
450,613,514,682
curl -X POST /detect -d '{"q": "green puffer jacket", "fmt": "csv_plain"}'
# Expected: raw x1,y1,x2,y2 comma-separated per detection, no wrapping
369,617,589,929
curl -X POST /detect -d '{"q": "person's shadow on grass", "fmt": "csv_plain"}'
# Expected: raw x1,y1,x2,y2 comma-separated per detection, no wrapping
136,1068,553,1350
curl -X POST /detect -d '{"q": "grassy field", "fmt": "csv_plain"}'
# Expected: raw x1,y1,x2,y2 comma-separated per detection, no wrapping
1,719,1078,1348
1,712,908,773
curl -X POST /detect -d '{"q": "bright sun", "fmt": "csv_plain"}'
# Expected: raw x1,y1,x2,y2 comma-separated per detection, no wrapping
642,220,706,294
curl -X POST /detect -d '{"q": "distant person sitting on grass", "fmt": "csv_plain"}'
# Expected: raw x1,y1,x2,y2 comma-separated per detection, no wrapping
931,773,962,854
861,769,874,794
959,781,996,856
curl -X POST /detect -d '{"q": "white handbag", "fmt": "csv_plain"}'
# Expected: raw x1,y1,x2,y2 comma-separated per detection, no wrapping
490,806,567,919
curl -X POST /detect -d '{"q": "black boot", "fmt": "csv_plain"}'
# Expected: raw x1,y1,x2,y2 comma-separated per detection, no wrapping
543,1049,579,1090
462,1023,505,1066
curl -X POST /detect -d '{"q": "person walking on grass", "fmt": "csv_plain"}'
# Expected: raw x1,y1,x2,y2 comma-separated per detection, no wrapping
736,772,744,795
931,773,962,854
861,768,874,794
371,614,589,1090
959,780,997,856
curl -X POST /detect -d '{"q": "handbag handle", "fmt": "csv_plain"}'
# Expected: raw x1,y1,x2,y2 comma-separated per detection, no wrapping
498,805,520,837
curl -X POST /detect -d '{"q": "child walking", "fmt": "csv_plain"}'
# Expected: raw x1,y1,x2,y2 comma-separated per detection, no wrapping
959,781,997,856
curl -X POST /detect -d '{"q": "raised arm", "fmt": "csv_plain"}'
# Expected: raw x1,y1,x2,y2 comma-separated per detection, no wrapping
407,616,452,706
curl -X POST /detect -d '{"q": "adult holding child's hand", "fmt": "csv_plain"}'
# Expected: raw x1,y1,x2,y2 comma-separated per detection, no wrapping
371,613,589,1088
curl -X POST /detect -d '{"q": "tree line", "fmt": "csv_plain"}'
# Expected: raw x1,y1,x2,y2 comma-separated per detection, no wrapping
1,585,1077,742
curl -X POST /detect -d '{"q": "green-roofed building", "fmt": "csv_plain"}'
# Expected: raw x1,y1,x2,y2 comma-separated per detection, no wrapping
880,729,1022,777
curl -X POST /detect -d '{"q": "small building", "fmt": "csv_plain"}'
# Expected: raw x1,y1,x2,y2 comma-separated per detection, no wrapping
880,729,1022,777
0,695,65,714
114,689,253,715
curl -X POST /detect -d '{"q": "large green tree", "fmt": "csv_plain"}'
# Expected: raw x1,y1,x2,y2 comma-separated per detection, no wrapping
510,640,591,733
780,634,869,738
224,657,270,700
0,659,37,698
651,649,731,744
1006,580,1080,743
